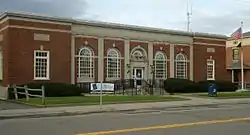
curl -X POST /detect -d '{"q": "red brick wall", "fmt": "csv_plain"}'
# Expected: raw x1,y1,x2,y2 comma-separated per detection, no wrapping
6,27,72,85
0,20,9,29
104,39,125,80
74,37,98,82
153,44,170,78
8,20,71,30
0,25,9,86
193,38,230,82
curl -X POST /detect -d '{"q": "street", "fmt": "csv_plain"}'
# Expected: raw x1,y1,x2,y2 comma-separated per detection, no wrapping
0,103,250,135
0,100,35,110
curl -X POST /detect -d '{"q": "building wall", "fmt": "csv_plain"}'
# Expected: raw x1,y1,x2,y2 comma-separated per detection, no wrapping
0,18,72,86
226,38,250,83
226,38,250,67
193,37,231,82
0,13,232,87
0,19,9,86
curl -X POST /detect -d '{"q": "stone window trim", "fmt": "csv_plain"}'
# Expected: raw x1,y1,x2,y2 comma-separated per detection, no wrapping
130,46,148,61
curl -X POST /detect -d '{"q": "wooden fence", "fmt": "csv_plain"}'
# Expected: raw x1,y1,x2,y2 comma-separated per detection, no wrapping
12,85,46,105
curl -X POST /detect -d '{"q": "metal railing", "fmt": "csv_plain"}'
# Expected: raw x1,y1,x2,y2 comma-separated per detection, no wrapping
76,78,166,96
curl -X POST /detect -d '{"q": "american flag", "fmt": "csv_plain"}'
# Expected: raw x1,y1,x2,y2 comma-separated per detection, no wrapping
231,27,242,40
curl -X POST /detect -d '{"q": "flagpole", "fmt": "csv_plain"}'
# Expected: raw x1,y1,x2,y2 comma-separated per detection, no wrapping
240,21,244,90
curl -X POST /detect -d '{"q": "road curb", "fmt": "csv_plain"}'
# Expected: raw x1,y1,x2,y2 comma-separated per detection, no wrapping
0,101,249,120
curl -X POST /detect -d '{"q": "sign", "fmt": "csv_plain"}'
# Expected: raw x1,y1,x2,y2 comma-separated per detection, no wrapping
90,83,114,91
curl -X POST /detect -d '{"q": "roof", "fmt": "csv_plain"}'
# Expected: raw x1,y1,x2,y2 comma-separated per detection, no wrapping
0,11,228,39
227,62,250,70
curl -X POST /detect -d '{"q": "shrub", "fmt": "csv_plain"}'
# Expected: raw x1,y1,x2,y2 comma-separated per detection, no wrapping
164,79,237,94
164,78,197,94
8,82,83,99
196,80,237,92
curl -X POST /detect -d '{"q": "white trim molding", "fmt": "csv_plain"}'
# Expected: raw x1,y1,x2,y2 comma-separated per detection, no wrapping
194,42,225,47
0,25,71,33
193,37,226,41
71,35,75,84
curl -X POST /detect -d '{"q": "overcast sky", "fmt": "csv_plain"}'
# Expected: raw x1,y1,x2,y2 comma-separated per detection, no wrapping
1,0,250,36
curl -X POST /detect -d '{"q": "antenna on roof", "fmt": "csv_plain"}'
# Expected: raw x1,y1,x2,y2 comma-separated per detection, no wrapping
187,3,193,32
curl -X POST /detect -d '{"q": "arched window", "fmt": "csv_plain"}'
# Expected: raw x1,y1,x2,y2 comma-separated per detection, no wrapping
77,47,94,78
175,53,187,79
154,52,167,79
106,49,121,78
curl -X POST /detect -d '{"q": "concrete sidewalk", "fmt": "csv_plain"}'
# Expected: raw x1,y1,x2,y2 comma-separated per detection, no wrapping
0,96,250,120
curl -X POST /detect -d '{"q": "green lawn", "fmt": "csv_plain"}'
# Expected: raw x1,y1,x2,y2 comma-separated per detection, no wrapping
197,92,250,99
17,95,188,107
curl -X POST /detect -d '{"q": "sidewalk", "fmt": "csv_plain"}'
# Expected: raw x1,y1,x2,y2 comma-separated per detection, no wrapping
0,96,250,120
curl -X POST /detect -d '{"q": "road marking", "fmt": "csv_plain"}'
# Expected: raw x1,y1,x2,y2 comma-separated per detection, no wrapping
76,117,250,135
119,105,250,116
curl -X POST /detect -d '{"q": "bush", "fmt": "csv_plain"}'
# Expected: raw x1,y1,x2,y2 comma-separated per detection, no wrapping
8,82,83,99
164,78,197,94
164,78,238,94
196,80,238,92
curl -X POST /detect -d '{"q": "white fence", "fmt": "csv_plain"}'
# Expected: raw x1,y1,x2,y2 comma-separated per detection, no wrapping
12,85,45,105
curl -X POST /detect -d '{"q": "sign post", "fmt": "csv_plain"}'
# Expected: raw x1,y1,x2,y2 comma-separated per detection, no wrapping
90,82,114,108
100,81,103,107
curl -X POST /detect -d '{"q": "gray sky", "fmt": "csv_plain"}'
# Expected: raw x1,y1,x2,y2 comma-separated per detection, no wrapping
1,0,250,36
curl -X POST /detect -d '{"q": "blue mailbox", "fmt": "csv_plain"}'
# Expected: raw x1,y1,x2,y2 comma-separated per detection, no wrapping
208,83,217,96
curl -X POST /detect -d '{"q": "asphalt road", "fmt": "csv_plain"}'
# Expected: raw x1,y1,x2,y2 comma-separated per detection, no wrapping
0,100,35,110
0,103,250,135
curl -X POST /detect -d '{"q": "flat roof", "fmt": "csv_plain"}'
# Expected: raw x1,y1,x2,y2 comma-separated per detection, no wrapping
0,11,228,39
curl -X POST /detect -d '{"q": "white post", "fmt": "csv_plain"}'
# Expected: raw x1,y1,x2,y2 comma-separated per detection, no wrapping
240,21,244,90
240,47,244,90
24,85,30,101
100,81,103,107
231,70,234,83
13,85,18,100
41,86,45,105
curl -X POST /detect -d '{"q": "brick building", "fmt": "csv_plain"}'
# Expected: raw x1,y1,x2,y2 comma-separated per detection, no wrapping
0,12,231,89
226,33,250,84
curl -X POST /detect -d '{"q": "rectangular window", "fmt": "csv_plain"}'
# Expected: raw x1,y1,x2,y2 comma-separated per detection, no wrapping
34,50,50,80
207,59,215,80
233,48,239,61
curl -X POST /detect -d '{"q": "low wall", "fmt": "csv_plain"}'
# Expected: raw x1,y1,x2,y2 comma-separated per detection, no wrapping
0,86,8,100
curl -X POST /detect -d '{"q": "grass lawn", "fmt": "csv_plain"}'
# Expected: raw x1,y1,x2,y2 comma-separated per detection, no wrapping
17,95,188,107
197,92,250,99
